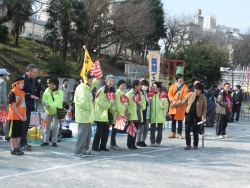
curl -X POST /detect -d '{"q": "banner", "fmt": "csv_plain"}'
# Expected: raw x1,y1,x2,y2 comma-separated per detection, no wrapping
80,48,93,83
148,51,160,86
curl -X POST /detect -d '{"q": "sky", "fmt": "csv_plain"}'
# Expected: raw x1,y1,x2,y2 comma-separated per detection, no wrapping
162,0,250,33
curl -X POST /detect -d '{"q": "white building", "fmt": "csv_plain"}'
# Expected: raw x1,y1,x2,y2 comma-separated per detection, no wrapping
203,14,217,32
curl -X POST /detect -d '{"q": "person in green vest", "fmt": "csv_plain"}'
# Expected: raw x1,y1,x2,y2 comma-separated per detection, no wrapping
150,82,169,147
74,72,100,157
92,75,115,152
110,79,128,151
126,80,146,149
41,77,63,147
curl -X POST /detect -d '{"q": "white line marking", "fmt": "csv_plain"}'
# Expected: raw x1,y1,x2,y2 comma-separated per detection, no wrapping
0,134,248,180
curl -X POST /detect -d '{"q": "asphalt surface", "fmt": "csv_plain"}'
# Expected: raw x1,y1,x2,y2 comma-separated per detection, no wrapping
0,119,249,188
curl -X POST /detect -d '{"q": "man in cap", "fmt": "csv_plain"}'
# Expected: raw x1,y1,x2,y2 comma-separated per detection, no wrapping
74,72,100,157
0,69,10,140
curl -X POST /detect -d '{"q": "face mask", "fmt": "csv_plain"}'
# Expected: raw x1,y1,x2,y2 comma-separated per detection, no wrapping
142,86,148,91
5,75,9,81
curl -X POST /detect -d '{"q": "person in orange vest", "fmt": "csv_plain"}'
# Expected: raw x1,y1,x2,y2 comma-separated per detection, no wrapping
7,77,26,155
168,74,189,139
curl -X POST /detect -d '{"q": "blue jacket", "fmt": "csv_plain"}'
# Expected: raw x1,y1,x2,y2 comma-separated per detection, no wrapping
207,100,216,114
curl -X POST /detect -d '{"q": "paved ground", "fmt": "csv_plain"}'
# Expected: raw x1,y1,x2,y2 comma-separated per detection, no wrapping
0,119,249,188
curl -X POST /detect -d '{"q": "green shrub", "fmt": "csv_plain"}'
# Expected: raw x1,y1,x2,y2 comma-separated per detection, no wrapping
44,56,76,77
0,25,9,43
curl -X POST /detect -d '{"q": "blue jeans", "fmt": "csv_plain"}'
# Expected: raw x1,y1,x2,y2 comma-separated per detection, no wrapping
34,99,39,112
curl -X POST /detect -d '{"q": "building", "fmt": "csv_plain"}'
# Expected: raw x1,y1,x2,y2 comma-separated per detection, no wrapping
193,9,204,30
203,14,217,32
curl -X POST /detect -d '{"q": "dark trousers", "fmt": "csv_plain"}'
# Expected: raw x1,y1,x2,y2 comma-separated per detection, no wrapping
171,115,182,134
185,114,201,147
92,122,109,149
127,121,140,148
150,123,163,144
206,109,216,127
20,107,31,146
216,111,230,136
110,124,118,146
231,104,241,121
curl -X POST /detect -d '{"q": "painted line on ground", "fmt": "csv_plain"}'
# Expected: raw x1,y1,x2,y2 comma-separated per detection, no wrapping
0,134,249,180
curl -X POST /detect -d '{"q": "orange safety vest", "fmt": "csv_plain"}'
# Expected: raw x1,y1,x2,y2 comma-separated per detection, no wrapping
7,88,26,121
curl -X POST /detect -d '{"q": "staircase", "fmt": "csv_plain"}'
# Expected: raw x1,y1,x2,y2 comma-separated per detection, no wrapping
0,53,23,74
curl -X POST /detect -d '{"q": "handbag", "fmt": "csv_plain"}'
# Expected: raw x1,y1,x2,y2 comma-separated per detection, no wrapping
50,91,66,119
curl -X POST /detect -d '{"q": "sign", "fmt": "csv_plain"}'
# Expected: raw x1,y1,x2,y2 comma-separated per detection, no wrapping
148,51,160,86
106,92,116,100
147,90,154,99
120,95,129,103
159,91,168,99
132,94,141,103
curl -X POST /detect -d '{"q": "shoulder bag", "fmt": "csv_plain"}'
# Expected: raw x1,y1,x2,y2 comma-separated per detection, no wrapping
50,92,66,119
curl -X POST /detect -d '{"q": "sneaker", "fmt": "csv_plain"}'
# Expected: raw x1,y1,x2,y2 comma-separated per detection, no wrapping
11,148,24,155
216,135,219,138
168,132,176,138
40,142,49,146
223,135,228,138
218,135,223,139
151,143,155,147
184,146,191,150
156,143,161,147
19,144,31,151
141,142,147,147
74,153,87,158
114,145,122,151
178,133,183,139
193,146,198,150
84,150,92,155
16,147,24,155
136,141,143,147
52,143,57,147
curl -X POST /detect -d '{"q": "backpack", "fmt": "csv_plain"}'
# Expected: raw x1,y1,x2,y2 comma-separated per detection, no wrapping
61,129,72,138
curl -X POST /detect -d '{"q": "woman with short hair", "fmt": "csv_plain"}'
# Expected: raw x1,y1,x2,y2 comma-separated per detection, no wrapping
172,83,207,150
41,77,63,147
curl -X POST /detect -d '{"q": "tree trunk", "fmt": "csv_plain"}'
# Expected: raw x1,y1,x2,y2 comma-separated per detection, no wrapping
14,25,20,46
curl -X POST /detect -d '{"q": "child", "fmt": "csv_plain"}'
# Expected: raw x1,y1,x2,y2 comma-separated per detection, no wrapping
70,102,75,121
7,77,26,155
63,102,73,124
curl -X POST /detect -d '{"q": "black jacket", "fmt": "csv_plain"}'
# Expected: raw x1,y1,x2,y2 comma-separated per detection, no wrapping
34,81,42,98
22,73,35,109
232,90,244,105
140,90,149,122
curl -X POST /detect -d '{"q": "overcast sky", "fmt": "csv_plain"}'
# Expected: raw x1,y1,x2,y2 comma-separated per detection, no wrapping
162,0,250,33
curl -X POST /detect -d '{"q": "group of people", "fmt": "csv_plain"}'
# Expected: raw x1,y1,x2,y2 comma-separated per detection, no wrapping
0,64,245,156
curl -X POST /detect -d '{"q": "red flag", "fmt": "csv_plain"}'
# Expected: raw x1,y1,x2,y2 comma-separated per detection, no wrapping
0,109,8,124
90,60,102,79
126,122,138,137
40,115,48,130
114,114,127,130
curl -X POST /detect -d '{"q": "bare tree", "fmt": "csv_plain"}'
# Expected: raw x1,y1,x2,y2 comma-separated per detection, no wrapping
81,0,153,64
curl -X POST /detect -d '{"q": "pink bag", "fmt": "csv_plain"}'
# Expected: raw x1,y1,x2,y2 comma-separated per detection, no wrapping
29,111,40,125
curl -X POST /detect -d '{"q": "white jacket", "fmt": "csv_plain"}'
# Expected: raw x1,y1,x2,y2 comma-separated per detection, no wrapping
0,77,7,107
59,84,71,103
